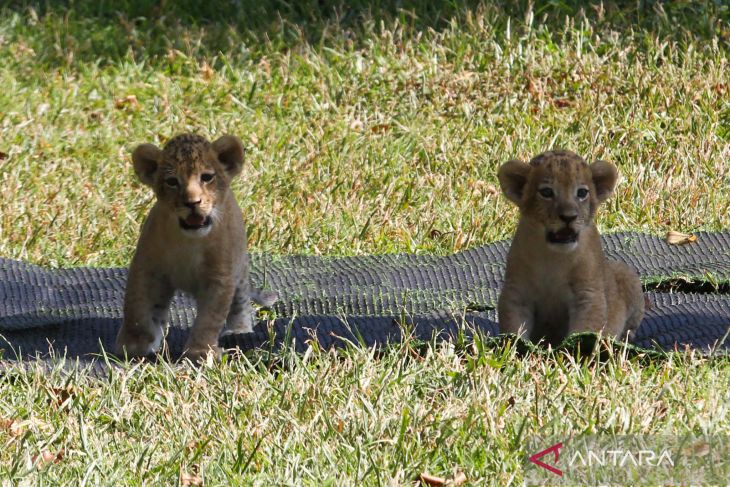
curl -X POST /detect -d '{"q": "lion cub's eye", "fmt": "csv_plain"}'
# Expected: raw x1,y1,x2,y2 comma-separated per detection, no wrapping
164,177,179,187
576,188,589,199
538,187,554,198
201,173,215,183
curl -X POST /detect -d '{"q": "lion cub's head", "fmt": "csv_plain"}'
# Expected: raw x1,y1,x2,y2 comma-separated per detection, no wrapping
498,150,618,252
132,134,245,237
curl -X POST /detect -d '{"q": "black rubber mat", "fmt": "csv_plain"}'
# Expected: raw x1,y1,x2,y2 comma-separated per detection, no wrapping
1,232,729,370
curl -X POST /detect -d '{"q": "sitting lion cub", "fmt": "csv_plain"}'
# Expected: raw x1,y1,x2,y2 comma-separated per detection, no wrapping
497,150,644,345
115,134,277,362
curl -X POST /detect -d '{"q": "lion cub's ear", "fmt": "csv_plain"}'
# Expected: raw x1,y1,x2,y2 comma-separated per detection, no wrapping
498,159,531,206
212,135,245,178
132,144,163,187
590,160,618,203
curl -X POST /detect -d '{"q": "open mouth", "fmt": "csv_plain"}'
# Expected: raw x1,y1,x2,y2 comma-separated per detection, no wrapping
179,214,212,231
547,227,578,245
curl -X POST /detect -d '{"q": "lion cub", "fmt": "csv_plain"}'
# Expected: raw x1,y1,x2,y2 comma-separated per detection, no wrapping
497,150,644,345
115,134,276,362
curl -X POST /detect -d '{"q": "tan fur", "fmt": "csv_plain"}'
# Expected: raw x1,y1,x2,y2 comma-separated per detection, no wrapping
497,150,644,345
115,134,276,362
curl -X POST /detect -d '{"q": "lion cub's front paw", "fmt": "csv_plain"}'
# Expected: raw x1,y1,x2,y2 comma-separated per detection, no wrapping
251,288,278,307
220,320,253,337
115,328,163,358
181,344,222,364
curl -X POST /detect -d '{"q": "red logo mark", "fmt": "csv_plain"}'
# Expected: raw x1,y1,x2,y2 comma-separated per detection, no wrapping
529,442,564,476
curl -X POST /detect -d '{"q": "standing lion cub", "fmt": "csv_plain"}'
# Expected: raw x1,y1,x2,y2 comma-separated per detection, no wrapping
115,134,276,362
497,150,644,345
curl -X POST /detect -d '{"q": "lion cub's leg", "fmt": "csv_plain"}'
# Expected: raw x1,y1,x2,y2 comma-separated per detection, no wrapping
606,261,645,339
222,284,279,336
116,269,174,357
182,283,236,362
221,282,255,336
567,262,644,340
567,289,609,335
497,290,535,339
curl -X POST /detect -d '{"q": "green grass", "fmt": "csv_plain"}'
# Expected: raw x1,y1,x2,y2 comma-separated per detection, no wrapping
1,340,729,484
1,1,729,484
1,0,729,265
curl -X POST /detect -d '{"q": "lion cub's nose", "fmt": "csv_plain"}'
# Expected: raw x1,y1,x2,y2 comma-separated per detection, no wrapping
559,213,577,223
184,199,201,209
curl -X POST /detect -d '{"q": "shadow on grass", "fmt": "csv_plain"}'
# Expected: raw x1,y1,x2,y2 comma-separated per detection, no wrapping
1,0,728,67
3,313,725,374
